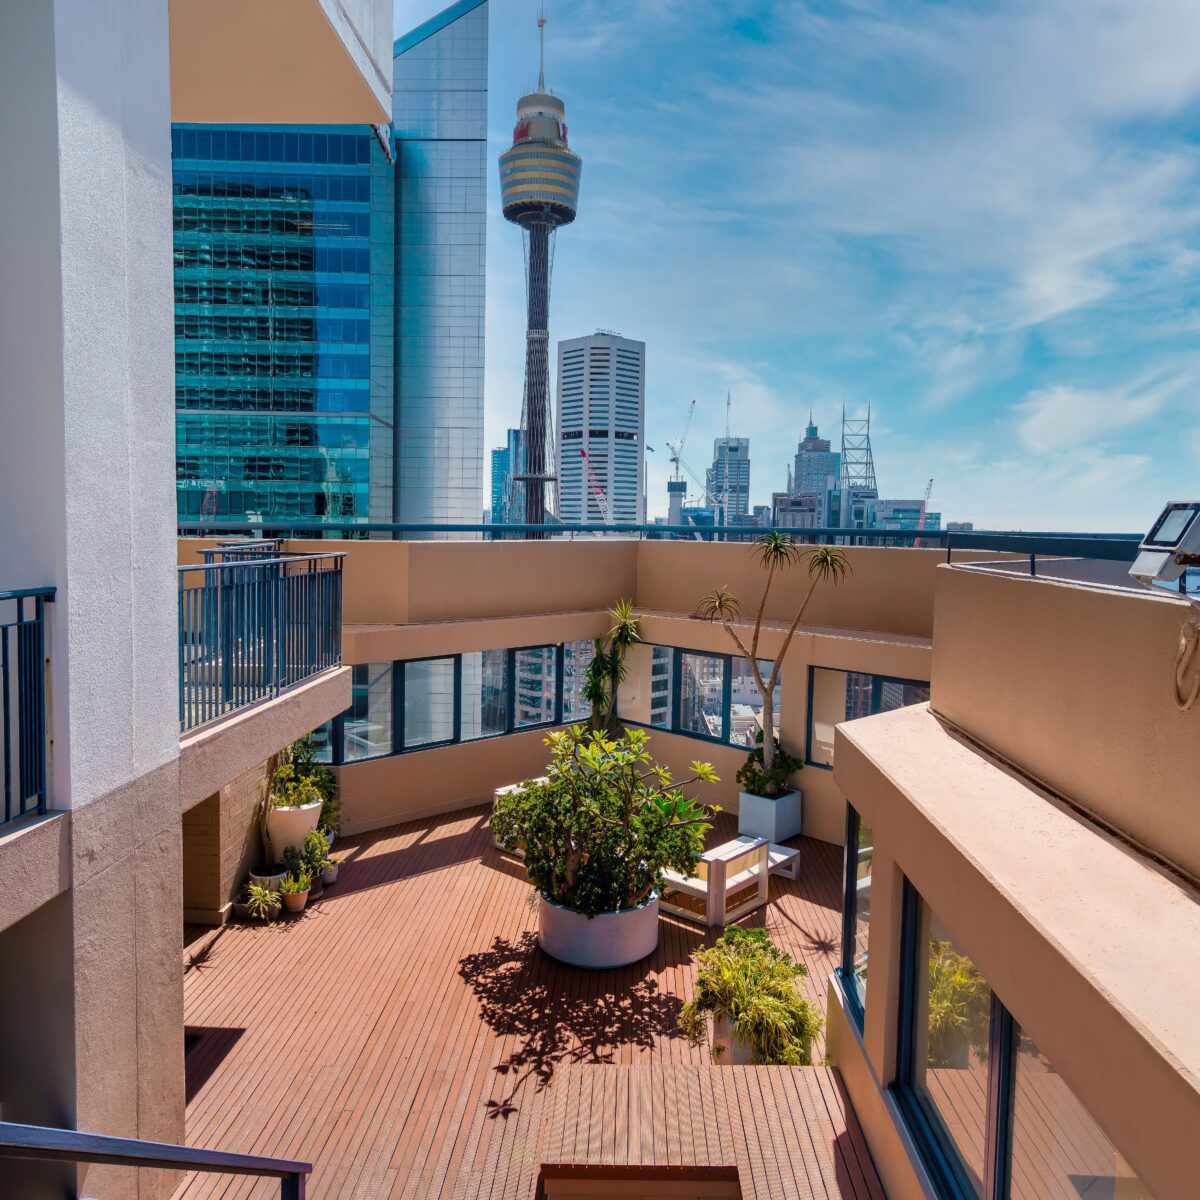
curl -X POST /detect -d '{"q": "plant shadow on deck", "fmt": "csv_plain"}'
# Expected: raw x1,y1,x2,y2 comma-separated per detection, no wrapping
458,931,690,1120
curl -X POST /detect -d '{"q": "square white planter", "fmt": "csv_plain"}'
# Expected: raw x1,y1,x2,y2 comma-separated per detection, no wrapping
737,788,803,842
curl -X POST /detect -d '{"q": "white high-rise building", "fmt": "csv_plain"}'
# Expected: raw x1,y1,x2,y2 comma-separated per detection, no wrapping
706,437,750,520
556,332,645,524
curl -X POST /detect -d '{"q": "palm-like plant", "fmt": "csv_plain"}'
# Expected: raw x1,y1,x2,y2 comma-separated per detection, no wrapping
586,599,642,731
694,535,850,795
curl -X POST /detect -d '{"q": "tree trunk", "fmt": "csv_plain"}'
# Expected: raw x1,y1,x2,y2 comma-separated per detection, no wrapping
761,699,776,788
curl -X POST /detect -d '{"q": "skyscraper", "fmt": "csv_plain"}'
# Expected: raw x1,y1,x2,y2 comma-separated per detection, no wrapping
489,445,509,523
556,333,646,524
500,15,582,527
489,427,524,524
172,124,395,526
791,415,840,526
394,0,489,530
705,437,750,521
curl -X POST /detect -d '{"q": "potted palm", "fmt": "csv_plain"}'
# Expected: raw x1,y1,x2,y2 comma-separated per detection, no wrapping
694,534,850,841
679,927,823,1065
491,726,718,968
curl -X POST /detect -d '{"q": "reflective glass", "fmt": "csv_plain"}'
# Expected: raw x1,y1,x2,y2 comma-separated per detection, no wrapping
679,652,725,739
514,647,556,728
561,639,593,725
460,649,507,741
729,658,777,748
404,658,456,748
343,663,393,761
1008,1032,1152,1199
809,668,928,766
912,904,992,1195
616,643,672,729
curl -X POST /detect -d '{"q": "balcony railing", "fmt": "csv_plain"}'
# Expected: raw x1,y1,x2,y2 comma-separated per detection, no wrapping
0,1121,309,1198
1,586,53,827
179,552,343,735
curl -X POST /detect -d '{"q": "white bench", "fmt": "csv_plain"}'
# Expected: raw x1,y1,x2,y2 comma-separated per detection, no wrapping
490,777,550,858
660,836,770,927
767,841,801,881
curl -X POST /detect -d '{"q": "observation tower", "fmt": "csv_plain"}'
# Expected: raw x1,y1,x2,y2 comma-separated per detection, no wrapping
499,12,581,528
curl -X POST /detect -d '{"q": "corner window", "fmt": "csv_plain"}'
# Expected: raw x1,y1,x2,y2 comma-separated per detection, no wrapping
616,643,674,729
807,668,930,768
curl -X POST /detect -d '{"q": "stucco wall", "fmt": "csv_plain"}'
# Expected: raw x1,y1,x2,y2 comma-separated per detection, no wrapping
932,565,1200,880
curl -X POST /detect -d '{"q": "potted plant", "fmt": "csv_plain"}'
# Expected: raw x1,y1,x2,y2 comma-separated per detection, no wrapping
582,599,641,732
694,535,850,841
491,726,717,969
265,760,324,865
278,870,311,913
322,856,341,886
239,881,282,923
679,927,823,1065
284,832,330,900
291,733,340,843
248,863,287,892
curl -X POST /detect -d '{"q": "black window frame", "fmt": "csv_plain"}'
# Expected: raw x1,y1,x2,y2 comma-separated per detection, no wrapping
838,804,869,1029
892,878,1016,1200
805,666,931,770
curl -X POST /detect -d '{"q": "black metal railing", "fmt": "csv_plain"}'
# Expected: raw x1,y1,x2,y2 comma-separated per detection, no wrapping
178,552,343,735
0,587,53,827
0,1121,309,1198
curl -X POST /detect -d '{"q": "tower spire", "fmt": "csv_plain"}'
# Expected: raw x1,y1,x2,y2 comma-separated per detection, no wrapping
537,6,546,92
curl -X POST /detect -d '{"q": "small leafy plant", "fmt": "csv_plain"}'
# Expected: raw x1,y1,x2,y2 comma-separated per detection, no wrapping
490,726,718,917
278,870,311,895
243,882,281,922
679,927,823,1065
735,732,803,799
283,830,330,884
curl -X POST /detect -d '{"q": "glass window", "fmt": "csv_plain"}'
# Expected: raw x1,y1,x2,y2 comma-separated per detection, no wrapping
404,657,456,749
513,646,557,728
729,658,777,748
616,643,673,729
561,639,593,725
1008,1031,1151,1200
679,652,725,740
309,719,335,764
841,806,872,1020
460,649,507,741
343,662,393,761
903,892,993,1196
809,668,929,767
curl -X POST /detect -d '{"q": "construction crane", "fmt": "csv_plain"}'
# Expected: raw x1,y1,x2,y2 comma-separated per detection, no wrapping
580,448,614,526
915,478,934,547
666,398,697,485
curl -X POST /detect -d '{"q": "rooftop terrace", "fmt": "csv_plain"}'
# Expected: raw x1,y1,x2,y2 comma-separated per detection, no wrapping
178,808,881,1200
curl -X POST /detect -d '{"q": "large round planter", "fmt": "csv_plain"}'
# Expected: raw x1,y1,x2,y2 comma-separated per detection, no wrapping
249,868,287,893
266,802,323,864
537,892,660,969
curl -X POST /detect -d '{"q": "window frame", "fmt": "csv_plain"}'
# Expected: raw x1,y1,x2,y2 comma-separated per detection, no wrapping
838,804,868,1029
806,666,931,770
398,653,460,752
892,878,1017,1200
674,649,731,745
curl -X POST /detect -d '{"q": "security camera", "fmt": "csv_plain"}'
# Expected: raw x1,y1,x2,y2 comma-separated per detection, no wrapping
1129,502,1200,592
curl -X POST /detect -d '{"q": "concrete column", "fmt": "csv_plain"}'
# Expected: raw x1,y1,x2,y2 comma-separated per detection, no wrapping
0,4,184,1197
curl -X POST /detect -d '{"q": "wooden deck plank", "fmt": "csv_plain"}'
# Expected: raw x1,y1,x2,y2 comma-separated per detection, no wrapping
177,807,881,1200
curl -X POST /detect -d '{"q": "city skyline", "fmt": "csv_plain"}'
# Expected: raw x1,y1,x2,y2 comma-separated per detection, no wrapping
452,0,1200,533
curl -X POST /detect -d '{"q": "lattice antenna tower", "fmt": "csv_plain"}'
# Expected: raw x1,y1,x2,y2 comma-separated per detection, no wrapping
839,402,877,491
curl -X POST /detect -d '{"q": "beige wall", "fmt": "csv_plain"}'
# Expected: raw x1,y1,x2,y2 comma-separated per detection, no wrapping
932,565,1200,881
831,703,1200,1200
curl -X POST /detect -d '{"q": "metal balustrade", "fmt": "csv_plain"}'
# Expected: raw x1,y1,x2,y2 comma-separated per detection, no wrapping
179,552,343,734
0,1121,309,1198
0,587,53,827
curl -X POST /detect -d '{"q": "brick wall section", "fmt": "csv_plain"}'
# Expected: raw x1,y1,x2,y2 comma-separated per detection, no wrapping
220,761,269,908
182,793,220,918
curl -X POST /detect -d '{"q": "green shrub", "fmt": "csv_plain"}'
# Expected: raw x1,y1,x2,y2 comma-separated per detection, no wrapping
679,927,823,1065
490,726,717,917
735,732,803,799
926,937,991,1068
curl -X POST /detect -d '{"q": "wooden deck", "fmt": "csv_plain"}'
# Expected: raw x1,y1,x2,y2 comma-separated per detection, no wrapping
177,806,882,1200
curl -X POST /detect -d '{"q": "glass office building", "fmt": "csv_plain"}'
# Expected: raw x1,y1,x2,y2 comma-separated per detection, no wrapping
393,0,488,529
173,124,396,526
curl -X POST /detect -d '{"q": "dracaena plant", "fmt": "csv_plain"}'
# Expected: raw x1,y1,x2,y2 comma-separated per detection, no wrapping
694,535,850,797
583,599,642,732
490,726,718,917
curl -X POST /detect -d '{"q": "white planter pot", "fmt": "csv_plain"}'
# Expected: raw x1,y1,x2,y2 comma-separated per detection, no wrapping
265,801,323,864
249,868,287,892
737,788,803,843
322,863,339,885
538,892,660,969
710,1014,756,1066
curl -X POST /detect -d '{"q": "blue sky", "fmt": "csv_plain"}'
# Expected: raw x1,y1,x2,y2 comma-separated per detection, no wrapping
396,0,1200,531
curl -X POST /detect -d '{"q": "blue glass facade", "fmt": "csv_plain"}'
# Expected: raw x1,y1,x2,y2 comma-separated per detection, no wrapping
172,124,395,525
